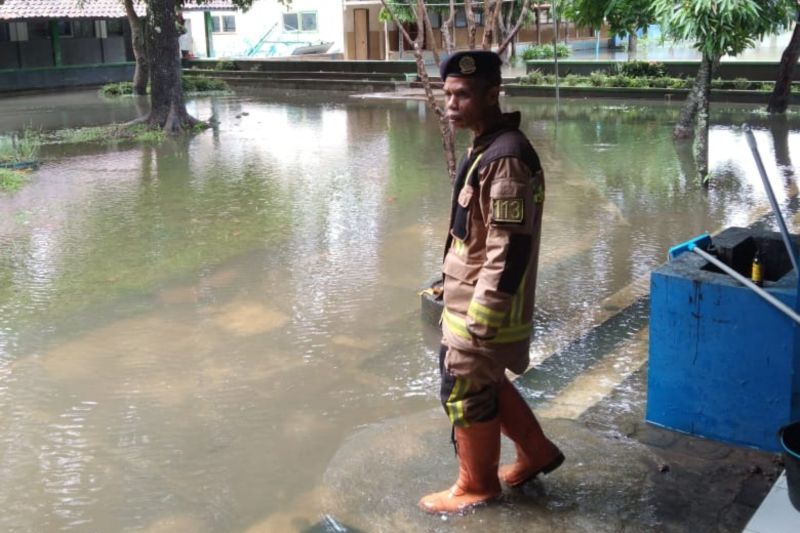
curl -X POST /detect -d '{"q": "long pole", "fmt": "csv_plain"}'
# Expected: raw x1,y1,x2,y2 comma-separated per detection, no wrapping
553,2,559,104
744,125,800,274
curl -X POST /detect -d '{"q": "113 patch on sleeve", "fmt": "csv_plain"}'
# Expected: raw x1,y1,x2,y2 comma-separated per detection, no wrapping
491,198,524,224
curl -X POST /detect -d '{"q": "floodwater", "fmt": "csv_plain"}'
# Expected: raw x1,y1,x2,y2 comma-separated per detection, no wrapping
0,90,798,532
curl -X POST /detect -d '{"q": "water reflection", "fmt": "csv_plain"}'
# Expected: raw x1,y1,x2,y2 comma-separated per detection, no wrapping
1,92,799,531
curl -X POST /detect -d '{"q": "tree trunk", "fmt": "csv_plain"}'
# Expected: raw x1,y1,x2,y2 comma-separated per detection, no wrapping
674,53,718,140
441,0,456,54
693,54,713,184
123,0,148,95
627,31,637,61
481,0,501,50
768,21,800,114
464,0,478,50
498,0,530,57
144,0,199,132
421,5,440,67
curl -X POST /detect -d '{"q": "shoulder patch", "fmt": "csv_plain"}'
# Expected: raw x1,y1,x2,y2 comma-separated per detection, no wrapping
491,197,524,224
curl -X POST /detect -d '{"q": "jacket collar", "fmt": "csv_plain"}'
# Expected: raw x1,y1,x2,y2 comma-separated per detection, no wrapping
471,111,521,153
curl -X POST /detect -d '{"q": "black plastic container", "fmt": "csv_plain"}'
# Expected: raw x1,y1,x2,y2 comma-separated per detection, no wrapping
779,421,800,511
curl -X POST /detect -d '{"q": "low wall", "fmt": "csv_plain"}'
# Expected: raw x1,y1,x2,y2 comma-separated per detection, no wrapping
0,63,135,94
505,84,771,104
183,58,417,74
526,60,792,81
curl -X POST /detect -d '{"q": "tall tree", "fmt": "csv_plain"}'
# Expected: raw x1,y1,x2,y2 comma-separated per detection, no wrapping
563,0,655,60
652,0,794,179
768,6,800,114
604,0,655,60
122,0,148,95
496,0,534,60
561,0,607,36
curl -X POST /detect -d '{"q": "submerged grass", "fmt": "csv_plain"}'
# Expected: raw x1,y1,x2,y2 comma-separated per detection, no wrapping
0,168,28,192
0,129,41,164
46,123,170,145
100,76,231,98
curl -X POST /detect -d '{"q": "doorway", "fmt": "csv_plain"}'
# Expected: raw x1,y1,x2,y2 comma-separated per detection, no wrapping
354,8,369,60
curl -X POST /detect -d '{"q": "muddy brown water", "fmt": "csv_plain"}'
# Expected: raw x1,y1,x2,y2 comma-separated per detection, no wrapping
0,90,797,531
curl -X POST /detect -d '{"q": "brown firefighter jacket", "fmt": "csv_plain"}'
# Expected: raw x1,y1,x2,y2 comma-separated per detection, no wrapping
441,112,545,376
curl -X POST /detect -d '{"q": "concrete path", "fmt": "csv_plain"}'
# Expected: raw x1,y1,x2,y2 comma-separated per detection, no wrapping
321,366,780,532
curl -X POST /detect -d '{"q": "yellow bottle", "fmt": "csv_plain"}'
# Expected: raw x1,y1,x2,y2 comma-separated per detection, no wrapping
751,250,763,287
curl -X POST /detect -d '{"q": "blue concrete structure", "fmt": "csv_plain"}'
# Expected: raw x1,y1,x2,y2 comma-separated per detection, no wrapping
647,228,800,451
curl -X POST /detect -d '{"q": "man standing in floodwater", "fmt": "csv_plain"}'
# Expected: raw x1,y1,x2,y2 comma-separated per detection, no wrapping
420,51,564,514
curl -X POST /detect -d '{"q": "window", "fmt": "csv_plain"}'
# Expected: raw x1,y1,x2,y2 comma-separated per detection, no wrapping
107,19,124,36
28,20,50,40
211,15,236,33
72,19,95,38
300,12,317,32
8,22,28,41
282,13,299,31
0,22,9,42
454,7,482,27
56,20,73,37
428,11,441,29
283,11,317,32
455,7,466,28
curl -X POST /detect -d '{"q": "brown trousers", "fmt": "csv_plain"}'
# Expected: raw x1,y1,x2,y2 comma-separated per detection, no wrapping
439,344,507,427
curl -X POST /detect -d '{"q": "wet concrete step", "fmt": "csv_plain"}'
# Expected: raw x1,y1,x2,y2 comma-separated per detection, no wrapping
213,76,400,93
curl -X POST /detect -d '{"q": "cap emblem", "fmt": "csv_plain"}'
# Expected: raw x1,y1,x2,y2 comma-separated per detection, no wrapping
458,55,477,75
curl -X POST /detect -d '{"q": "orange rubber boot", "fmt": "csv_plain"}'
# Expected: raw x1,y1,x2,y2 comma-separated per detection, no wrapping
498,378,564,487
419,419,502,514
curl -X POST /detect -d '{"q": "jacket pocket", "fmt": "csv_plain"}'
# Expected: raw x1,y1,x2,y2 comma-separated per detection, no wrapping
451,184,474,241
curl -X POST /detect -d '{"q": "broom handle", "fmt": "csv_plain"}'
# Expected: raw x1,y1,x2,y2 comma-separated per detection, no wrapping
692,246,800,326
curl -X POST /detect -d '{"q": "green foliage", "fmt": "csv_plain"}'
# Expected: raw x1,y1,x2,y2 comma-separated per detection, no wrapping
0,129,40,164
670,77,691,89
45,123,187,146
522,43,570,60
130,125,167,143
214,60,237,71
516,70,767,91
0,168,27,192
562,0,608,30
519,69,546,85
651,0,795,59
589,71,607,87
101,81,135,97
102,76,229,97
48,126,109,144
182,75,229,93
564,0,656,37
620,61,666,78
604,0,657,38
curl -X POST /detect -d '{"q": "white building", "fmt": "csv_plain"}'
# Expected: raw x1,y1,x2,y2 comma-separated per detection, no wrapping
182,0,345,59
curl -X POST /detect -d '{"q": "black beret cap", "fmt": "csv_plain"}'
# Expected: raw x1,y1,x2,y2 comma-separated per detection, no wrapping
439,51,502,85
